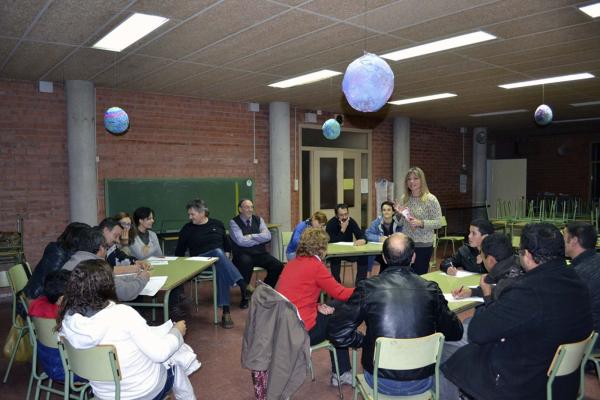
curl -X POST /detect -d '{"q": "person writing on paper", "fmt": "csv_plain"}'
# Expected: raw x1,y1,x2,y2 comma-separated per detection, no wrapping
175,199,249,329
452,233,523,303
395,167,442,275
277,228,355,387
58,259,198,400
328,233,463,396
326,203,369,284
286,211,327,261
99,217,151,274
130,207,163,260
365,201,403,273
440,218,493,276
62,227,149,302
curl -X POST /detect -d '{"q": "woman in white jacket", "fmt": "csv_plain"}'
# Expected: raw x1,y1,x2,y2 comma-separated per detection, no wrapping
57,259,195,400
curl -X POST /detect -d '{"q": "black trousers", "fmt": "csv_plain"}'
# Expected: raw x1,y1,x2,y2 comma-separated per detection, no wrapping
329,256,369,285
412,246,433,275
233,251,283,288
309,312,351,374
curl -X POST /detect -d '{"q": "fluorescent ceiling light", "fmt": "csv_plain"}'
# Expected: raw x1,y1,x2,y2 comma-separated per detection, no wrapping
570,100,600,107
381,31,497,61
554,116,600,124
93,13,169,52
268,70,342,88
388,93,457,105
470,109,528,117
579,3,600,18
499,73,594,89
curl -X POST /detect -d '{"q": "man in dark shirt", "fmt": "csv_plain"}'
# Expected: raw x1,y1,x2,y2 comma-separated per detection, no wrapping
439,218,493,275
175,199,248,328
325,203,368,284
565,221,600,349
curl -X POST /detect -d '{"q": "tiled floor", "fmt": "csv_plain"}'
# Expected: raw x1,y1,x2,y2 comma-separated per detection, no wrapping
2,269,600,399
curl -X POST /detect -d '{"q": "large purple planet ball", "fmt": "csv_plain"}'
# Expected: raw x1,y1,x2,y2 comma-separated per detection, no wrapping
534,104,553,127
342,52,394,112
322,118,341,140
104,107,130,135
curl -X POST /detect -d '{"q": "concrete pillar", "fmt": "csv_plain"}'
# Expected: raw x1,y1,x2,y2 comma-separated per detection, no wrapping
393,117,410,200
66,80,97,226
269,102,291,230
472,127,488,219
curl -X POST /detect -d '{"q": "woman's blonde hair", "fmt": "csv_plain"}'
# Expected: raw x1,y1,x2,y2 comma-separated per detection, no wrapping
401,166,430,204
296,227,330,258
311,211,327,226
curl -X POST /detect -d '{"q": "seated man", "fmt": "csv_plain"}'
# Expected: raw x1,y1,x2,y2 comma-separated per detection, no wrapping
328,233,463,396
452,233,524,303
565,221,600,349
99,217,137,270
175,199,248,328
326,203,369,284
62,227,150,302
286,211,327,261
229,199,283,298
443,223,593,400
440,218,493,275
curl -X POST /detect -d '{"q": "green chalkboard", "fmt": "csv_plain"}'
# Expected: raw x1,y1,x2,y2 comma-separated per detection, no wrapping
104,178,254,232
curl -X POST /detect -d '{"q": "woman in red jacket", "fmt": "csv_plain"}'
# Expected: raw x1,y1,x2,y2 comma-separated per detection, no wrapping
277,228,355,387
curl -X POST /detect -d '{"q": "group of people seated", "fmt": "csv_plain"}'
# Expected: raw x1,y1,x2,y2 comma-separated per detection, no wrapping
19,169,600,399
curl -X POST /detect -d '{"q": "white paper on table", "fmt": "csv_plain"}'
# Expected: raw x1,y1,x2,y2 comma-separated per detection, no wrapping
444,293,484,303
149,260,169,266
147,256,177,262
441,270,478,278
333,242,355,246
140,276,168,296
186,256,217,262
368,242,383,245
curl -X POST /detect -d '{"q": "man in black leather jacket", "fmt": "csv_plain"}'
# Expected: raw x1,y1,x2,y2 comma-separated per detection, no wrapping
328,233,463,396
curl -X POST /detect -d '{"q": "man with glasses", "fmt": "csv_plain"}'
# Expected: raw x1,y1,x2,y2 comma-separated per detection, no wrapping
443,223,593,400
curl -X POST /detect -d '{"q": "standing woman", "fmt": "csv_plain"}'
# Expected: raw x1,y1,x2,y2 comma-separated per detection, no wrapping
130,207,163,260
395,167,442,275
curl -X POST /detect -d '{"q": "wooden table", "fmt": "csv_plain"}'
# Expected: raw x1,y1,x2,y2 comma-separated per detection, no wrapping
124,257,216,322
422,271,483,313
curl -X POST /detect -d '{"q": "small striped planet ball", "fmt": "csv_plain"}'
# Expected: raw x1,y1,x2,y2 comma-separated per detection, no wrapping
104,107,130,135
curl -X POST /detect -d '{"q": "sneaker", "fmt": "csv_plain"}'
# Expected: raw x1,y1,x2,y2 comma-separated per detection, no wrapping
221,313,234,329
246,284,255,295
330,371,353,387
239,296,250,309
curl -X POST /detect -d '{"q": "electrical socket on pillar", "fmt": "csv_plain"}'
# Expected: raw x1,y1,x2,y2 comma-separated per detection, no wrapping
253,158,259,164
294,179,299,191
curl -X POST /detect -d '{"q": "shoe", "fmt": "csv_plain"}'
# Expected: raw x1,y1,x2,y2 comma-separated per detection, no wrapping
330,371,353,387
239,296,249,309
221,313,234,329
246,284,255,295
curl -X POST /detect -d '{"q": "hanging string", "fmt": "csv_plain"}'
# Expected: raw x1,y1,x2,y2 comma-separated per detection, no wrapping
363,0,368,53
542,84,545,104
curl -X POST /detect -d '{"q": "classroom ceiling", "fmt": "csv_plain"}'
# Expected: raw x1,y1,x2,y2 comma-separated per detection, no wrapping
1,0,600,134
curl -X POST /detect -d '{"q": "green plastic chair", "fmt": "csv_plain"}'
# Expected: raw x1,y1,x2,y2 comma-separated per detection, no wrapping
3,263,30,383
26,313,85,400
352,333,445,400
308,340,343,399
546,331,597,400
281,231,293,262
59,337,121,400
437,216,464,257
192,265,218,324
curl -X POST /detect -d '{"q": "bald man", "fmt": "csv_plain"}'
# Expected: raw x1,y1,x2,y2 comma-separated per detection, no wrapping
328,233,462,396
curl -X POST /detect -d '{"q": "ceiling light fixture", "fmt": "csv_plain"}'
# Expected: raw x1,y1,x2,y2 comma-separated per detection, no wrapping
553,116,600,124
498,73,594,89
570,100,600,107
470,109,528,117
93,13,169,52
579,3,600,18
388,93,457,105
268,70,342,88
380,31,497,61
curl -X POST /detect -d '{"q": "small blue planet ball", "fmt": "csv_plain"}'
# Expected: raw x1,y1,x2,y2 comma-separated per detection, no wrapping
534,104,553,126
104,107,130,135
342,52,394,112
322,118,341,140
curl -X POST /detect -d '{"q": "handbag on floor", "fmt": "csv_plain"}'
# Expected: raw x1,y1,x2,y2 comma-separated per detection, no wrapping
3,315,33,362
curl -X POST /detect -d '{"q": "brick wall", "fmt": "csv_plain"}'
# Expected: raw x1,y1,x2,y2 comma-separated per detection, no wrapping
1,79,471,265
493,132,597,201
